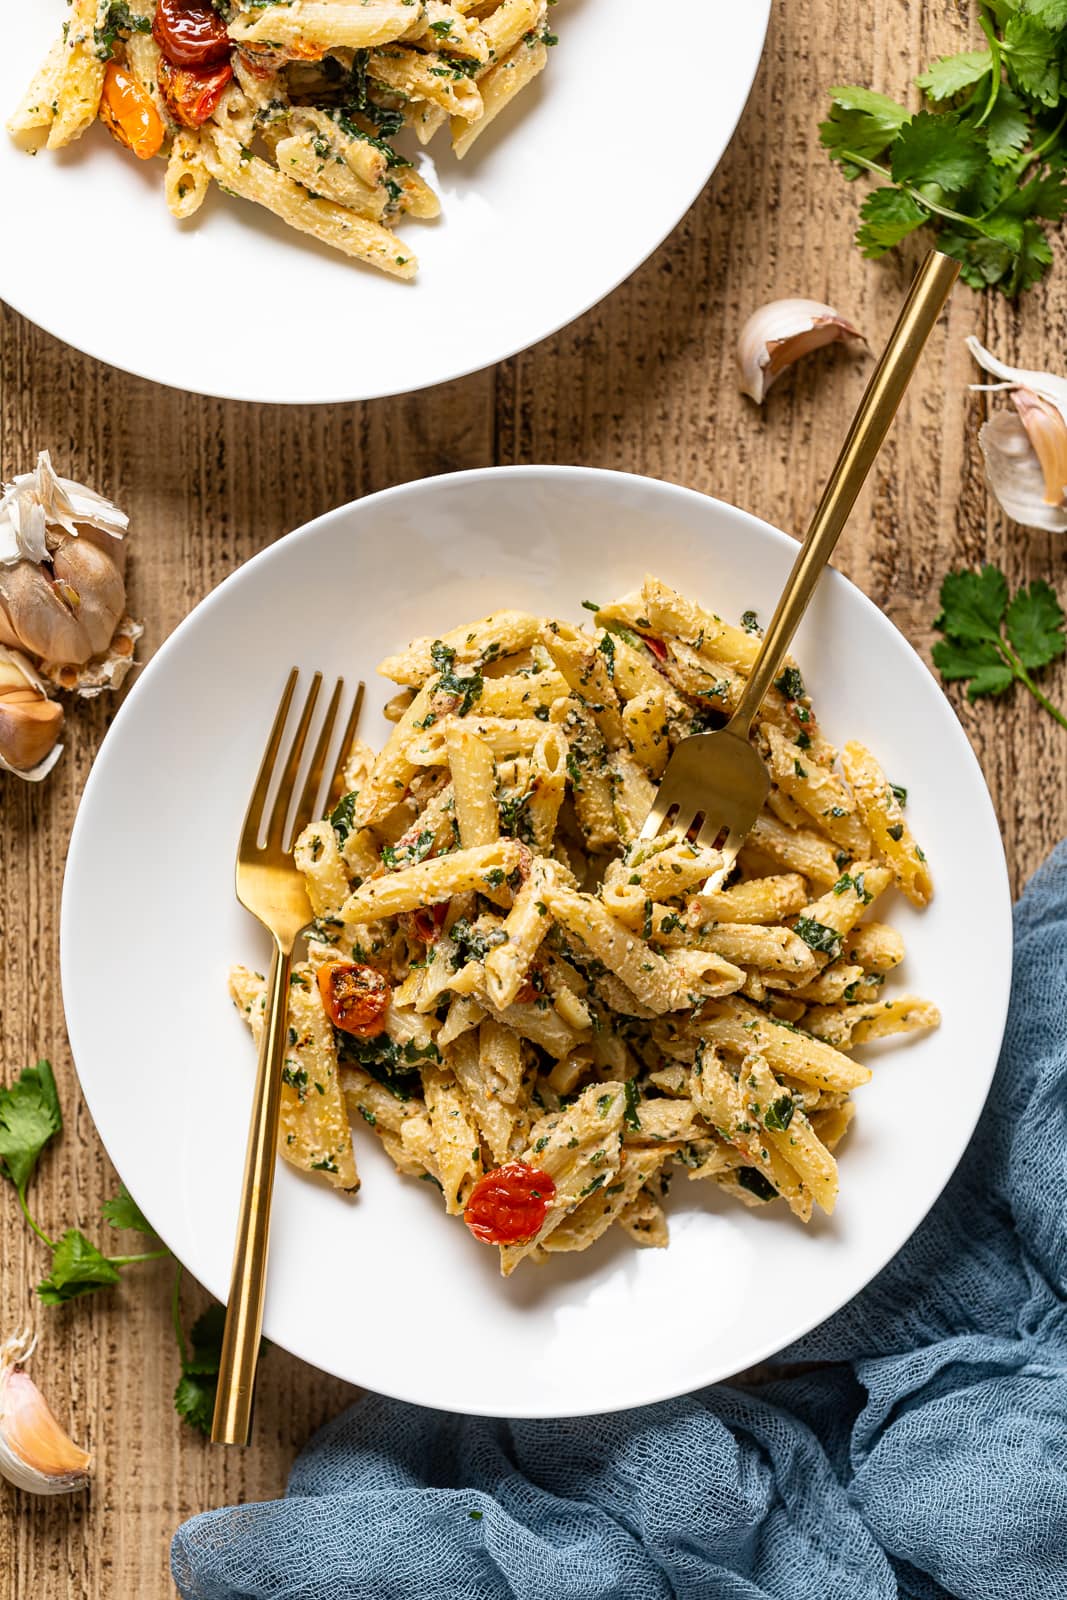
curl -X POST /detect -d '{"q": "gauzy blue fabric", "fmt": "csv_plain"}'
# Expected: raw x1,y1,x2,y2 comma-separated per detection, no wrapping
172,843,1067,1600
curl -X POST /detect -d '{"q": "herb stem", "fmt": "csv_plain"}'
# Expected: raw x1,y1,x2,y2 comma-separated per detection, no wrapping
16,1185,55,1251
1000,637,1067,730
1017,105,1067,179
974,6,1002,128
837,151,988,230
107,1247,171,1267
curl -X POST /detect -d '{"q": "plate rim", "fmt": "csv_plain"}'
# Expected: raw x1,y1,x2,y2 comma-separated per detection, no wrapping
0,4,770,404
60,464,1014,1416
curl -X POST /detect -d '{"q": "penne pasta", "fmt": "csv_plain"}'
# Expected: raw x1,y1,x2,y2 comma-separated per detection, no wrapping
230,578,936,1272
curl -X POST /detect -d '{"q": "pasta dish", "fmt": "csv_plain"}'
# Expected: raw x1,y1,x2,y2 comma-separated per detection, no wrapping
229,577,939,1275
9,0,558,279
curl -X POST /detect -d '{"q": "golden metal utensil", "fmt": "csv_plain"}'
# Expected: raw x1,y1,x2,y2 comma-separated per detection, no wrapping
639,249,959,874
212,670,364,1445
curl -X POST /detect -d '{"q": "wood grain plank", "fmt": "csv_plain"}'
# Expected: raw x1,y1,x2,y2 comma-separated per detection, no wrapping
2,1,1065,1594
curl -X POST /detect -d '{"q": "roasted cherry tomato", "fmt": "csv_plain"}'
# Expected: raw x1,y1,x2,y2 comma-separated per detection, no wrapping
411,904,448,944
317,962,390,1039
153,0,231,67
159,55,233,128
98,61,165,160
464,1162,556,1246
640,634,668,663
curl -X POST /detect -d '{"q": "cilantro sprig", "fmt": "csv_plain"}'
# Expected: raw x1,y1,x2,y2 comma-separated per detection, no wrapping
933,564,1067,727
1,1058,248,1433
822,1,1067,294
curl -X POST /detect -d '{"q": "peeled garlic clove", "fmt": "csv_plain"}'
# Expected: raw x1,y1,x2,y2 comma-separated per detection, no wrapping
1012,390,1067,508
0,1331,91,1494
978,413,1067,535
738,298,865,404
0,647,64,779
968,336,1067,530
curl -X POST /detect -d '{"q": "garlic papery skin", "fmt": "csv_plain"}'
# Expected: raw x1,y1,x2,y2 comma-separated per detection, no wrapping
0,1332,92,1494
0,646,64,781
738,299,865,403
0,450,127,568
968,336,1067,530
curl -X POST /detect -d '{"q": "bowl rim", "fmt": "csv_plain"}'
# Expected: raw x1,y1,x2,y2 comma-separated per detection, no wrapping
0,6,771,404
60,464,1014,1415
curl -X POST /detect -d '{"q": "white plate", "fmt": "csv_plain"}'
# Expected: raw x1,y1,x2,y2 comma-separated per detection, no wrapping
0,4,769,404
61,467,1012,1418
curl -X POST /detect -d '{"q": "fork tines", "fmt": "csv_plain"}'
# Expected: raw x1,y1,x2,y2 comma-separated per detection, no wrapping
241,670,365,859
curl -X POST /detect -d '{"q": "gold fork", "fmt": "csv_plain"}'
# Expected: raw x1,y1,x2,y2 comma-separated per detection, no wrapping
639,249,960,875
211,668,364,1446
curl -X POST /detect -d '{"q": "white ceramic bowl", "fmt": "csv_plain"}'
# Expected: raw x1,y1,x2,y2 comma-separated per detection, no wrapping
61,467,1012,1417
0,4,769,402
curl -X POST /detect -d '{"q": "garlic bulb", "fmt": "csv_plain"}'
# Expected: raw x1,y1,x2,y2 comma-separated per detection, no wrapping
0,453,141,783
0,647,63,781
738,298,865,403
0,1331,92,1495
968,336,1067,532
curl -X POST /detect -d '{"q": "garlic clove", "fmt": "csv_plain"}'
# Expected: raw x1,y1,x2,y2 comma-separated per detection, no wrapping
0,557,92,666
968,336,1067,529
51,534,126,657
0,1331,91,1494
1012,391,1067,508
0,647,64,780
978,413,1067,535
738,298,865,404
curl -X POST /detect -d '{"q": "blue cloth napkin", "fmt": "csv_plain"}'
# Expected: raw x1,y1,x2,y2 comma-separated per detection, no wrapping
172,843,1067,1600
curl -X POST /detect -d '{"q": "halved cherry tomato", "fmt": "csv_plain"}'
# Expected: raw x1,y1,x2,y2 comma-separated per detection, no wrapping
98,61,165,160
640,634,668,663
153,0,231,68
159,55,233,129
464,1162,556,1246
317,962,390,1038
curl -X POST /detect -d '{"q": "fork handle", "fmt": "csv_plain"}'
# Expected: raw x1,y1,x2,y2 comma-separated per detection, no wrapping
211,940,291,1445
731,249,960,734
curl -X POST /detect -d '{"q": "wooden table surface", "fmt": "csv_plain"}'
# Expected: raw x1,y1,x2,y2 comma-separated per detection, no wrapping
3,1,1065,1593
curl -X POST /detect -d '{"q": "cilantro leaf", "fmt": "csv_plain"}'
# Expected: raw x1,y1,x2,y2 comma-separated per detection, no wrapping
916,50,993,102
173,1373,217,1434
820,86,910,175
934,565,1009,643
1023,0,1067,26
1005,580,1067,669
932,566,1067,727
101,1185,156,1236
823,10,1067,297
985,87,1031,166
856,187,928,256
329,791,357,844
792,918,843,958
37,1229,122,1304
0,1059,61,1197
931,639,1015,698
891,110,988,194
173,1304,265,1435
1009,219,1055,293
1004,14,1060,108
936,228,1016,289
